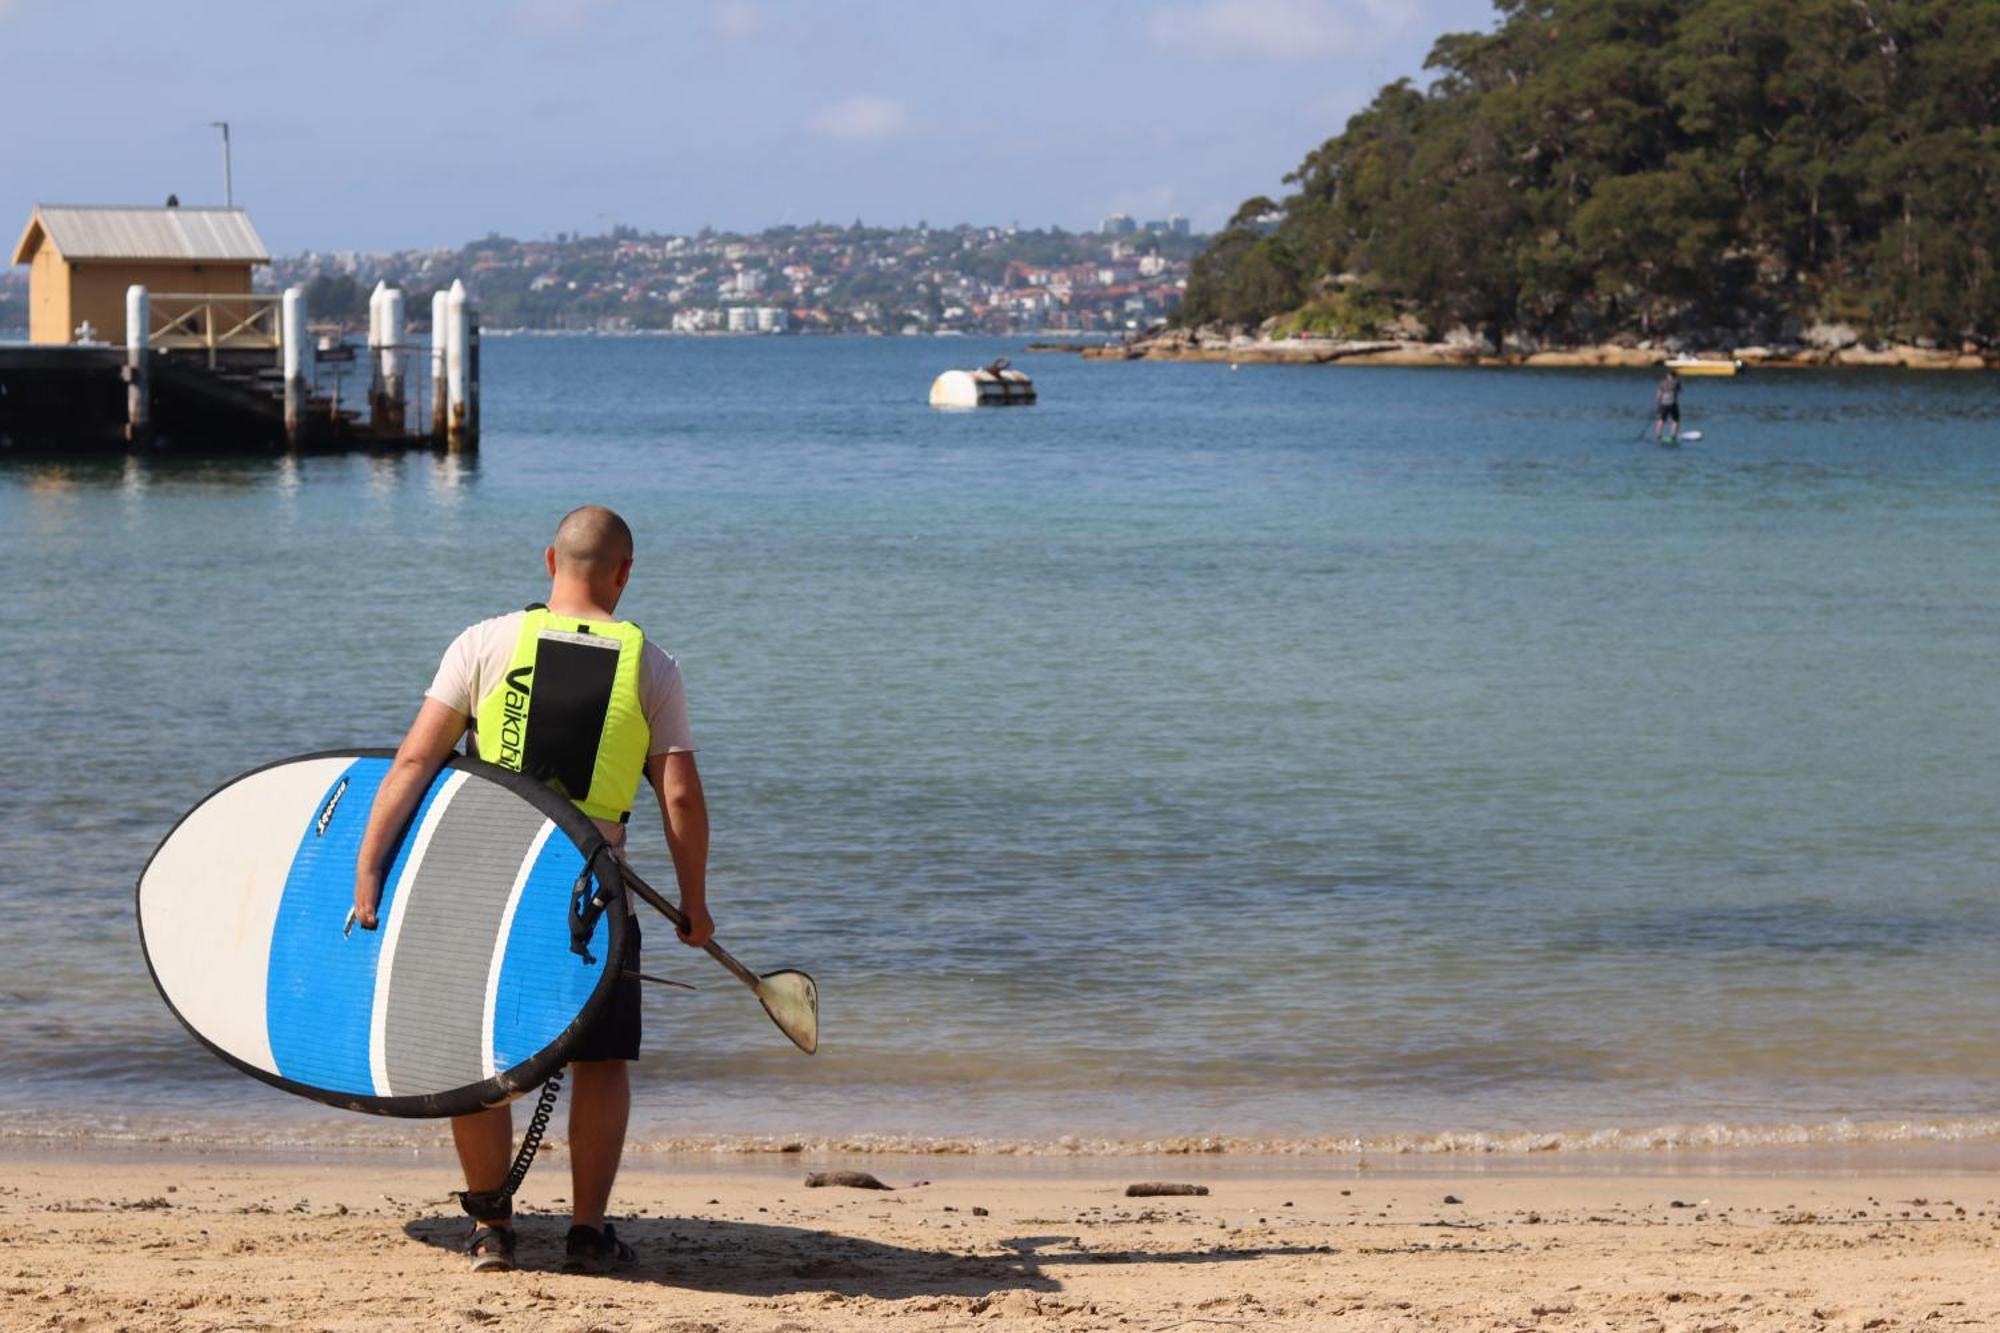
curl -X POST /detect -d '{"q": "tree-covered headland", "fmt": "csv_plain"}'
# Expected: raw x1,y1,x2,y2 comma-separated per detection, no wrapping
1182,0,1999,349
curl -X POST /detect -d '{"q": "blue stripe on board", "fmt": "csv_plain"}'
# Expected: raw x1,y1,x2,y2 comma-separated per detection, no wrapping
489,832,602,1075
265,758,447,1096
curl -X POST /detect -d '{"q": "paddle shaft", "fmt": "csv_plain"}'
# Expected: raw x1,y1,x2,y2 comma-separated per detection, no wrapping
613,861,763,992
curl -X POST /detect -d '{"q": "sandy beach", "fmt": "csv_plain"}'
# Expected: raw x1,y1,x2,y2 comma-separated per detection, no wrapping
4,1145,1995,1332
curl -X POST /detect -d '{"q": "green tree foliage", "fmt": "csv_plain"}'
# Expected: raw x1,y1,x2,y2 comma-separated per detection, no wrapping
303,273,370,326
1182,0,2000,344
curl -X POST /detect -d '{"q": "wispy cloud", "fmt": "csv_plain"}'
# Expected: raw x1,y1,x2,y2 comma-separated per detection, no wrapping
712,0,764,40
804,95,910,143
1147,0,1413,62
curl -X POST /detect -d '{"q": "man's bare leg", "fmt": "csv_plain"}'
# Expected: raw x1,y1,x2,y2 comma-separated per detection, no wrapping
567,1059,630,1230
453,1105,515,1242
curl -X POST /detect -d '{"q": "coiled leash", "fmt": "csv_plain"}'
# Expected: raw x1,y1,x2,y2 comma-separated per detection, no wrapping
456,1068,564,1223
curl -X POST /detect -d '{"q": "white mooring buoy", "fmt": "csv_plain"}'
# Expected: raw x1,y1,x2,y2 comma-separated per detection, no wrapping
929,356,1036,408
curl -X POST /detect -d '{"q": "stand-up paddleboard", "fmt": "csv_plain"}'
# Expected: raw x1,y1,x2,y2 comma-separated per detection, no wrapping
138,750,630,1118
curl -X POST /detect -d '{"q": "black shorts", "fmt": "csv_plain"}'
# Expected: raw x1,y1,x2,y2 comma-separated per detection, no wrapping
1661,403,1681,424
569,915,641,1063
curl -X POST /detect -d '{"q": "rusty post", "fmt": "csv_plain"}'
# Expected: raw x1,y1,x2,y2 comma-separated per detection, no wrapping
445,279,470,451
465,307,480,450
430,288,449,444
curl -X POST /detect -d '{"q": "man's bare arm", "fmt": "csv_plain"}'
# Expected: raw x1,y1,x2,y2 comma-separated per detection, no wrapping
647,750,712,947
352,698,468,929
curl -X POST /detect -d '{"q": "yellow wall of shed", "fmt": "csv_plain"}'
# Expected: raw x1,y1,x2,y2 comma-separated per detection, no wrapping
27,243,68,344
29,258,257,345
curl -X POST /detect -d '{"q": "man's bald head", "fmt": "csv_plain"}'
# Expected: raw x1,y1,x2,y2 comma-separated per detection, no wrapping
552,505,634,576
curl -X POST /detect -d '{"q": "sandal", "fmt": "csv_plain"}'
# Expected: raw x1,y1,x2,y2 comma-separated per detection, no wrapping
466,1224,517,1273
561,1222,635,1274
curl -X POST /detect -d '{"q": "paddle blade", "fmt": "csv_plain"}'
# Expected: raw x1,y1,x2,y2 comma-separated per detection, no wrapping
754,970,819,1054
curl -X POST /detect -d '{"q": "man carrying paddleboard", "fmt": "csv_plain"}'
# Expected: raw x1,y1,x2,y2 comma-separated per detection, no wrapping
352,504,712,1274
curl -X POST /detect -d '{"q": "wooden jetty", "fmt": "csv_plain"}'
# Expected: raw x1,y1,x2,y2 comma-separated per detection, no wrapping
2,204,477,455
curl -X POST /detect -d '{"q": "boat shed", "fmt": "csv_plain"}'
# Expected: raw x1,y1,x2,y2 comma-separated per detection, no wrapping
10,204,269,345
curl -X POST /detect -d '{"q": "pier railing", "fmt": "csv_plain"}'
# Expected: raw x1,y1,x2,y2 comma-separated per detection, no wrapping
147,293,283,368
120,281,477,451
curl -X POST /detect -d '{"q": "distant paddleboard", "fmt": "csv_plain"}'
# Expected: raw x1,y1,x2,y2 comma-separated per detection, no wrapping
138,751,629,1118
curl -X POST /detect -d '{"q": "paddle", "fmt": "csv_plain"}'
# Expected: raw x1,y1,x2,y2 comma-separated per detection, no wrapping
615,863,819,1055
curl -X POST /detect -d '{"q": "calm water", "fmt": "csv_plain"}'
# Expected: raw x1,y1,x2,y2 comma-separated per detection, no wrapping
4,338,1999,1153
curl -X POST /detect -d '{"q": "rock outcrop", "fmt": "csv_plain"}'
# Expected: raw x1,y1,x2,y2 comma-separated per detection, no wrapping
1061,326,1996,370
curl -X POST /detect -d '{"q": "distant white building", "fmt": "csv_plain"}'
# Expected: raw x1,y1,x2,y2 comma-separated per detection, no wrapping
754,306,789,333
732,269,765,295
1101,213,1137,236
1167,214,1191,236
725,306,757,333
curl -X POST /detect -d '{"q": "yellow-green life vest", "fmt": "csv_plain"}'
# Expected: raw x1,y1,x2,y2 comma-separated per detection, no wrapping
473,606,651,823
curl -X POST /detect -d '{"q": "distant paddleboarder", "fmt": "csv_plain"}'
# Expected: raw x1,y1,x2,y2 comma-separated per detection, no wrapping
351,505,711,1275
1652,368,1682,444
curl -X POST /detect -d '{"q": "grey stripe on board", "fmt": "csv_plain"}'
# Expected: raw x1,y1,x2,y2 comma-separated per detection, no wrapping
381,778,548,1095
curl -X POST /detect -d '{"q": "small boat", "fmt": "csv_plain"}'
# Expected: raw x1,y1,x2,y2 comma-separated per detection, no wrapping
1664,356,1743,377
315,333,356,363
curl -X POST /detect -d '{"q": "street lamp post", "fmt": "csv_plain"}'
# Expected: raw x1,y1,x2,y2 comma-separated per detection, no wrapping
210,121,233,207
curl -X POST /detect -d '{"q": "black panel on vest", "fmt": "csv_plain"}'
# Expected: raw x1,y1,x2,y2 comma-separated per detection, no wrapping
522,635,618,803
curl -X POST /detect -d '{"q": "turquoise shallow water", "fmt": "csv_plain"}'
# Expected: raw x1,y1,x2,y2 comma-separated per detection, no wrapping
3,339,1998,1152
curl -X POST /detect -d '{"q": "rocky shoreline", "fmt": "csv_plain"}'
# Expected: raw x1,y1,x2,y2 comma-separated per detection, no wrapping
1060,326,1995,370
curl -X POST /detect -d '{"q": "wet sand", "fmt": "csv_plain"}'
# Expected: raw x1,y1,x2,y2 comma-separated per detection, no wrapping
3,1145,1996,1331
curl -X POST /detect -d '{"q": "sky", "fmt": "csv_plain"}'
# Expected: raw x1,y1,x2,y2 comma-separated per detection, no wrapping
1,0,1498,255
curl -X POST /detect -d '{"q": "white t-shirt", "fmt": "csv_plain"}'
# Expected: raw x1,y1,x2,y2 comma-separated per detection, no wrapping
425,610,695,845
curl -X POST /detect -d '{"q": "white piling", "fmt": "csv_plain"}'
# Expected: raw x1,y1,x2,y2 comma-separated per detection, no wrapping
124,285,150,445
445,279,471,450
382,287,406,400
370,283,406,437
282,285,313,448
366,282,383,434
366,281,387,429
430,288,449,442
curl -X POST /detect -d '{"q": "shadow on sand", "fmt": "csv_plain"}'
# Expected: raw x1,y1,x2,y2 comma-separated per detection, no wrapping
404,1214,1331,1298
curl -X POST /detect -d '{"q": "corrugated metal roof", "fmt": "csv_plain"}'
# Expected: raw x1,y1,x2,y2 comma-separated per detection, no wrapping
21,206,269,263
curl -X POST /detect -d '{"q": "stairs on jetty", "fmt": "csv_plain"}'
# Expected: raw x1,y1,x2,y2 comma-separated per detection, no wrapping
149,353,360,449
